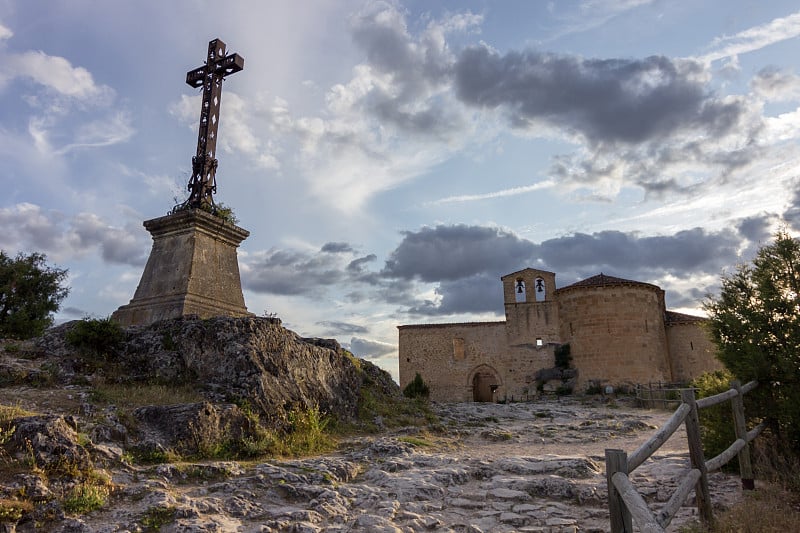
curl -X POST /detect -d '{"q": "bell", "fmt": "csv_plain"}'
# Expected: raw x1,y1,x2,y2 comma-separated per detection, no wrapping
516,280,524,294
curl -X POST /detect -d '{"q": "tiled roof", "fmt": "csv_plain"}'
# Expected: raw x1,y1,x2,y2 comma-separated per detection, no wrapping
665,311,707,325
557,273,660,292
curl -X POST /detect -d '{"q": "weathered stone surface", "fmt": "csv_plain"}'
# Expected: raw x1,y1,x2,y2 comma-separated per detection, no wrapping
112,208,251,327
3,331,749,533
36,315,366,423
7,415,91,471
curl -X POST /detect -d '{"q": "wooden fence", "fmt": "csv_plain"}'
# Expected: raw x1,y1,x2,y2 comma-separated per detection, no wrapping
605,381,764,532
634,382,687,409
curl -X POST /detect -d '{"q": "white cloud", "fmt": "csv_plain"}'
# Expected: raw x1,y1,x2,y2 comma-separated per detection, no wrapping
701,11,800,63
55,111,135,154
0,203,148,266
751,68,800,102
0,22,12,41
4,50,113,101
431,179,557,205
171,91,281,171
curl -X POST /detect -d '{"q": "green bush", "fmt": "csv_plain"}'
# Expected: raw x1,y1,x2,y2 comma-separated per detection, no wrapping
403,372,430,399
705,231,800,457
691,370,737,471
555,343,572,369
0,251,69,339
66,317,125,358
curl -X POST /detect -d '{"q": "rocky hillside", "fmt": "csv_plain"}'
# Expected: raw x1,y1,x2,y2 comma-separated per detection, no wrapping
0,316,413,531
0,316,744,532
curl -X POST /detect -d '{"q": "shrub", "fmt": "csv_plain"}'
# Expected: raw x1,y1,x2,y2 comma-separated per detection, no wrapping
691,370,738,471
403,372,430,399
0,251,69,339
705,231,800,456
62,483,108,514
66,317,125,358
555,343,572,369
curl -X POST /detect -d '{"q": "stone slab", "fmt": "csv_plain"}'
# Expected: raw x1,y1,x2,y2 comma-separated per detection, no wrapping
112,209,252,326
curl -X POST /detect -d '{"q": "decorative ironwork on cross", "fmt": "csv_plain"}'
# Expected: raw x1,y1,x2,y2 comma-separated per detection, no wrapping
173,38,244,213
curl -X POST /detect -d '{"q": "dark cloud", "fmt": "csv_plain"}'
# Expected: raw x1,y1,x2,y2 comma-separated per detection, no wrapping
382,224,536,282
316,320,369,335
243,249,347,295
62,306,89,317
737,214,774,244
349,336,396,359
321,242,354,253
347,254,377,274
347,2,467,138
247,222,752,318
783,182,800,232
540,228,739,275
751,67,800,101
0,204,147,266
392,225,750,316
454,47,744,145
408,274,502,316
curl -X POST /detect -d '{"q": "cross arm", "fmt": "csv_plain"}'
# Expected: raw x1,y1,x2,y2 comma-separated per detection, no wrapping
186,67,206,88
213,53,244,76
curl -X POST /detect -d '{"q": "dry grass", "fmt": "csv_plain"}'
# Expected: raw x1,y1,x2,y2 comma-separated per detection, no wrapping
90,382,204,407
682,435,800,532
682,482,800,532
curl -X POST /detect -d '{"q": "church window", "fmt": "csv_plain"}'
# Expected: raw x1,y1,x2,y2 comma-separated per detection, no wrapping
690,341,694,351
515,279,526,302
453,338,465,360
536,337,543,347
535,277,546,302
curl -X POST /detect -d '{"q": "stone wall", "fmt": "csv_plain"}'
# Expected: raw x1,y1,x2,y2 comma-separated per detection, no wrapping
666,322,723,382
557,283,672,389
399,269,721,401
398,322,553,402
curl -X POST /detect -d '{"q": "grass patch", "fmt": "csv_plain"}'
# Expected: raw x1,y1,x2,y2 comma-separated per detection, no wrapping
355,387,437,432
0,403,36,425
398,435,433,448
680,482,800,532
0,498,33,522
90,383,204,408
62,482,109,514
141,506,177,530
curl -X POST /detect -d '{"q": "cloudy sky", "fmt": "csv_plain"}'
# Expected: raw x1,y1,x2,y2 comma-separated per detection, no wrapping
2,1,800,381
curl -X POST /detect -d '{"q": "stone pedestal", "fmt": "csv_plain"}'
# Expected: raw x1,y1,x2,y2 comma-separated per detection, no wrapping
112,209,252,326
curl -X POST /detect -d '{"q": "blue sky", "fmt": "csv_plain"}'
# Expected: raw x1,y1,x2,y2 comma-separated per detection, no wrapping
2,1,800,381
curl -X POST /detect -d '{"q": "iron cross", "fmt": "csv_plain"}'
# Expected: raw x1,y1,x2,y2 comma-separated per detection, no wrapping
177,38,244,212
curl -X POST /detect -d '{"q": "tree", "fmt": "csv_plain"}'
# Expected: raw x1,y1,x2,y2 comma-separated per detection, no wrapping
0,251,70,339
704,230,800,453
403,372,430,399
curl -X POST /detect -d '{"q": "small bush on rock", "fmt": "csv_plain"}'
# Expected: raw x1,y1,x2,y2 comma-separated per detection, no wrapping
555,343,572,369
403,373,430,399
66,317,125,359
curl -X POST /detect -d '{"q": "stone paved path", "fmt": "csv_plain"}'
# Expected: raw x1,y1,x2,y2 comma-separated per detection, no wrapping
43,398,742,532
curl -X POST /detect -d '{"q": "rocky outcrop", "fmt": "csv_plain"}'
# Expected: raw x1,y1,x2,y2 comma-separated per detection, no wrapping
36,316,365,424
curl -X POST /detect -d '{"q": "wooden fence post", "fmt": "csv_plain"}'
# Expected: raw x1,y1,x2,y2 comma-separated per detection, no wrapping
682,388,714,527
730,380,755,490
606,449,633,532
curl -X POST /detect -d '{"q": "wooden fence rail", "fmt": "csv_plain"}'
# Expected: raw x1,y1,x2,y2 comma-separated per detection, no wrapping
605,380,763,532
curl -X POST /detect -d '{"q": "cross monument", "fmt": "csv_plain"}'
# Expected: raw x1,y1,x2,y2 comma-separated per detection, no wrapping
176,38,244,212
113,39,252,326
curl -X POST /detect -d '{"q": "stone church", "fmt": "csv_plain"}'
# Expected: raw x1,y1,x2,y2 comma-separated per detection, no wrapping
398,268,722,402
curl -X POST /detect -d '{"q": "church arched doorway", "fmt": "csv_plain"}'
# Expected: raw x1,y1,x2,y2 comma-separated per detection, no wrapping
470,365,501,402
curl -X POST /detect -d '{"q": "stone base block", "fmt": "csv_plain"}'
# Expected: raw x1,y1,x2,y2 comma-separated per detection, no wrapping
112,209,252,327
